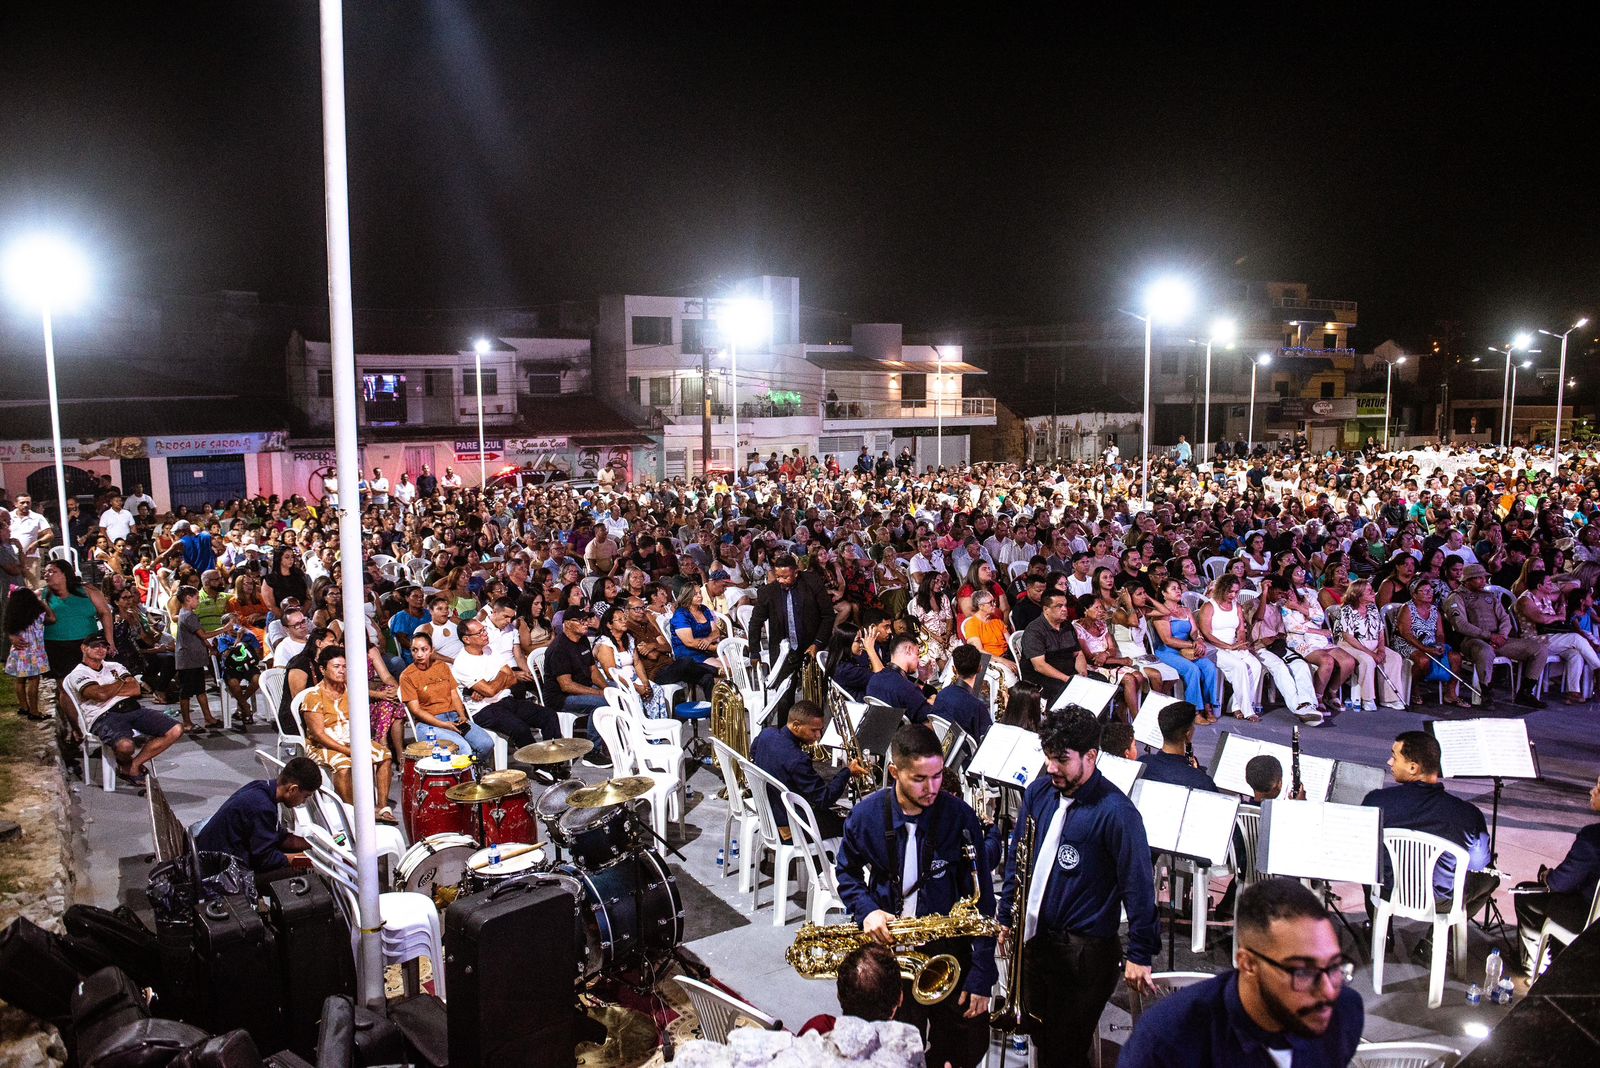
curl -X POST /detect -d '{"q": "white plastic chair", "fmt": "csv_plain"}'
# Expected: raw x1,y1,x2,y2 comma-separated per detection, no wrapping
779,791,846,926
209,651,236,732
403,558,431,584
61,681,118,791
1007,560,1030,581
280,687,312,760
1348,1042,1462,1068
1533,879,1600,976
737,756,807,921
303,783,407,874
256,667,286,732
1202,556,1230,582
734,602,754,638
48,544,82,574
592,707,683,841
1181,590,1205,614
1371,829,1470,1008
710,738,760,891
1005,629,1025,668
300,825,444,999
1129,971,1215,1025
605,683,690,776
719,638,752,688
673,976,779,1043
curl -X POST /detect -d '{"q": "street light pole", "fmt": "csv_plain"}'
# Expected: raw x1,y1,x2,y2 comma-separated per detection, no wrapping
1383,355,1406,451
729,340,738,478
472,339,489,488
1140,315,1152,502
1248,354,1271,452
1509,358,1532,446
1540,318,1588,469
1493,334,1533,449
1189,318,1234,467
39,306,70,553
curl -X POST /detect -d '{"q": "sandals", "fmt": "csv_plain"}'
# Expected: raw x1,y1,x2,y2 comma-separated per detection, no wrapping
376,807,398,826
115,767,148,789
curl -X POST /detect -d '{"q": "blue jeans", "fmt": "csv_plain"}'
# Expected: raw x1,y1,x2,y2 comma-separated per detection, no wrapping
564,694,610,760
433,710,497,766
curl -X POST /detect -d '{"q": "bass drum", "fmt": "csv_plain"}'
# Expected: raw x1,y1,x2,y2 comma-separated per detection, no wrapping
557,850,683,976
396,833,478,909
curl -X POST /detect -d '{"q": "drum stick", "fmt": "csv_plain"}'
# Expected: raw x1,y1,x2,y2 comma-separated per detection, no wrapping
473,842,544,868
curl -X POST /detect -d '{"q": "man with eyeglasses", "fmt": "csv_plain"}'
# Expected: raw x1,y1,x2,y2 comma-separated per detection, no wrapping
1118,878,1363,1067
451,618,561,749
270,608,313,667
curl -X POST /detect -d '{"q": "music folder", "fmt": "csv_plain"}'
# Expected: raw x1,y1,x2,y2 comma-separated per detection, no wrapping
1327,761,1387,807
967,723,1047,789
1425,717,1540,780
1051,674,1118,715
1132,692,1183,750
1097,752,1145,796
1128,780,1239,866
854,703,906,760
820,702,867,750
1258,799,1383,886
1208,730,1337,803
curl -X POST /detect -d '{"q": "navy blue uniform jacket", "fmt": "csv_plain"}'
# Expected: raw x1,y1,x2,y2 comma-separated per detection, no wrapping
1138,751,1219,792
932,681,991,741
196,779,290,872
865,666,930,723
1362,780,1490,896
998,770,1161,966
751,724,849,829
1118,970,1364,1067
835,787,998,994
1548,821,1600,900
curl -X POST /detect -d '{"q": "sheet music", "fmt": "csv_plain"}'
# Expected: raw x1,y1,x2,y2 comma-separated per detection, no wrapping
1209,731,1336,802
1132,692,1180,750
1053,674,1118,714
1260,799,1382,886
820,704,867,750
1097,752,1144,795
1130,780,1187,853
1174,790,1241,866
967,724,1046,788
1328,761,1387,806
1431,718,1538,779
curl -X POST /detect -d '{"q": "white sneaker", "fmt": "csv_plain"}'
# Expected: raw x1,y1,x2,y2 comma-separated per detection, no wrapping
1292,705,1324,725
1361,701,1378,712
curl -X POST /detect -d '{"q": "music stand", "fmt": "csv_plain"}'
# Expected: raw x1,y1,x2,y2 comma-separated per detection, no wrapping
1096,752,1145,796
1051,675,1117,717
1208,730,1337,803
1258,799,1382,956
854,704,906,763
967,724,1046,790
1132,692,1181,751
1327,761,1386,807
1129,779,1239,967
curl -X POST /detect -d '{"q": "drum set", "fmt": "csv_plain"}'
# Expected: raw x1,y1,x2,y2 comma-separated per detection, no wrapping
394,736,684,983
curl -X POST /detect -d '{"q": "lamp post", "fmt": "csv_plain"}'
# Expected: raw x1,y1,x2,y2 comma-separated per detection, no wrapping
1491,333,1533,448
1508,358,1533,446
1248,353,1271,452
3,235,89,560
1187,318,1236,466
1539,318,1589,468
718,298,770,480
1382,355,1407,451
936,345,959,469
1121,277,1194,504
472,338,490,488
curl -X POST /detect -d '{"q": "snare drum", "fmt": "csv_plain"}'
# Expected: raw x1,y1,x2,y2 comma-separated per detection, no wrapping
411,757,474,839
558,850,683,975
535,778,584,829
401,738,460,828
396,832,478,909
554,804,635,868
464,843,548,892
479,770,536,847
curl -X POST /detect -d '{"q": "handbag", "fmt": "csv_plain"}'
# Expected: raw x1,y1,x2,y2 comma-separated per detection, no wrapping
147,835,257,926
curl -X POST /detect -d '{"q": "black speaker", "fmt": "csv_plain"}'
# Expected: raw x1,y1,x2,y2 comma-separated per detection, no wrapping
445,878,579,1067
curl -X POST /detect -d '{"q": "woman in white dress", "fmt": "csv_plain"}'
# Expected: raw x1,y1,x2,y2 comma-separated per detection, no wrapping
594,604,669,720
1197,574,1263,720
1332,578,1406,711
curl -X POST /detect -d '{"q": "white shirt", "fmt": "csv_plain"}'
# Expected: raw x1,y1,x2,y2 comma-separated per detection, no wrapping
420,620,463,659
1067,574,1095,598
393,480,416,506
441,473,463,490
10,510,50,557
99,507,137,542
271,636,306,667
451,651,509,715
487,622,518,668
908,551,945,576
369,477,390,505
1444,543,1479,566
65,660,136,729
125,493,155,514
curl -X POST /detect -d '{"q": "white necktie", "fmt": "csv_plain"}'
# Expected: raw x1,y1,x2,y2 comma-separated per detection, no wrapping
900,821,920,917
1024,793,1071,941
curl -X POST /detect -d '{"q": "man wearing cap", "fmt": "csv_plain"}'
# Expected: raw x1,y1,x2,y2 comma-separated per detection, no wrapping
64,634,183,788
1444,563,1549,708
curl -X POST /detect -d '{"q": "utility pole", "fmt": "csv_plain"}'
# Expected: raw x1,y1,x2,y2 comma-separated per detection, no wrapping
682,295,714,479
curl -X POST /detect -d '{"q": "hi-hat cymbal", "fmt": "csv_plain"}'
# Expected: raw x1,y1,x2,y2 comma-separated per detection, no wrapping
445,779,515,804
514,737,594,765
566,777,654,810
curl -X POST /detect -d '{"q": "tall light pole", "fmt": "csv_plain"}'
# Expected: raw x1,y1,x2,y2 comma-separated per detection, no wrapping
718,298,770,479
1382,355,1407,451
1248,353,1271,452
1539,317,1588,468
1508,358,1533,446
1491,333,1533,448
3,235,89,562
1187,317,1235,465
935,345,959,469
472,338,490,488
1121,277,1194,504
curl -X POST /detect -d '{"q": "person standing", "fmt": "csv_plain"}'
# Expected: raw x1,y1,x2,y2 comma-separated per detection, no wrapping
7,495,54,589
835,723,996,1068
747,553,834,709
1118,878,1363,1067
997,706,1160,1068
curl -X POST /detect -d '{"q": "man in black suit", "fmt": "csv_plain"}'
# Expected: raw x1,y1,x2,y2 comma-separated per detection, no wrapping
746,553,833,717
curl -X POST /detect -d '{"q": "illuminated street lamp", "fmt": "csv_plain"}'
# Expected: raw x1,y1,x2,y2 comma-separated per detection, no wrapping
1247,353,1271,452
1539,317,1588,467
1508,358,1534,446
1491,333,1533,448
3,234,90,556
1187,317,1235,465
718,298,770,478
936,345,960,469
1382,355,1407,451
1121,277,1194,502
473,338,491,488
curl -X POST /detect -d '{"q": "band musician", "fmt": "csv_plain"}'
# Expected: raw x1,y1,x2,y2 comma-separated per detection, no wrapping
835,723,997,1068
751,698,868,840
999,706,1160,1068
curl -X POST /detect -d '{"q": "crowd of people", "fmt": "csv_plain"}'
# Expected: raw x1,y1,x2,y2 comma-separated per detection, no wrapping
2,437,1599,1066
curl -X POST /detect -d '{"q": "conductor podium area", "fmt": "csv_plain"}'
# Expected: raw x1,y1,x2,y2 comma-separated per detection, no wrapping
57,688,1600,1066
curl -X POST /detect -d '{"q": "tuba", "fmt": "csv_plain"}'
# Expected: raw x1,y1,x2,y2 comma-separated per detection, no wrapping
787,839,998,1005
710,677,751,791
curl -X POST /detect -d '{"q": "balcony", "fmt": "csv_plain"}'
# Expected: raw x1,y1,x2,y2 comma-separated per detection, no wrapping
1275,346,1358,360
822,396,995,427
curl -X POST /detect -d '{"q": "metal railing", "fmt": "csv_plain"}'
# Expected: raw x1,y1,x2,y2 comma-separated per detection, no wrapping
1272,296,1358,312
822,397,995,420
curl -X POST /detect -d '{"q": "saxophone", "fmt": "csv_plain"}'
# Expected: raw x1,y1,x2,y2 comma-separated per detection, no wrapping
990,815,1039,1035
787,838,999,1005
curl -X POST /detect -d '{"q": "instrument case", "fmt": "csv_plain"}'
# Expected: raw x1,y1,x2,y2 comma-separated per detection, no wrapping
263,873,354,1058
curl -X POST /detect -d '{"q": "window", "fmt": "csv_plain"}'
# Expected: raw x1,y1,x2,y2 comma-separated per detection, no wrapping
1284,333,1296,348
1274,381,1291,398
526,372,562,396
463,368,498,396
648,377,673,407
900,373,927,404
631,315,673,345
628,376,640,402
316,369,332,398
1324,333,1338,349
362,372,407,425
423,368,450,397
1320,381,1336,399
681,317,712,354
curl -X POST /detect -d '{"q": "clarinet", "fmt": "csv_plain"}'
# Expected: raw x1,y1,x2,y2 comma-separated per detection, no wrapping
1185,738,1198,770
1291,725,1304,799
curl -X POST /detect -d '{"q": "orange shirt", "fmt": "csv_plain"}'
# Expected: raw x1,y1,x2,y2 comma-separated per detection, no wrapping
961,613,1010,659
399,659,462,719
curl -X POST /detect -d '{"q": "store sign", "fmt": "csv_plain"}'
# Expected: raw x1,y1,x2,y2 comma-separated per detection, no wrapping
454,438,504,462
150,431,287,457
507,436,569,452
0,437,141,462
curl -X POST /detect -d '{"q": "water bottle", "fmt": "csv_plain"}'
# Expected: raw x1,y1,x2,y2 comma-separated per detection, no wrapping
488,844,502,868
1483,948,1503,998
1008,1035,1028,1057
1465,983,1482,1006
1494,978,1515,1006
716,848,726,869
425,725,442,761
731,838,740,859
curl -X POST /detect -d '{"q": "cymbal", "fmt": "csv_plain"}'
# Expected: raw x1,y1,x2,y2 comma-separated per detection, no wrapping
403,737,460,759
576,999,659,1068
445,779,515,804
566,777,654,810
514,737,594,765
481,769,528,791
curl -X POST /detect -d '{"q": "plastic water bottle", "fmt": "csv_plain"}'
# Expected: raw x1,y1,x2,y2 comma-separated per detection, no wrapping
425,725,442,761
731,838,740,859
1465,983,1483,1006
716,848,726,869
488,844,502,868
1494,978,1514,1006
1483,948,1503,998
1008,1035,1028,1057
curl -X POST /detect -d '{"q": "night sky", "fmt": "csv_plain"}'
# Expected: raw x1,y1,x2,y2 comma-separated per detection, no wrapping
2,5,1596,347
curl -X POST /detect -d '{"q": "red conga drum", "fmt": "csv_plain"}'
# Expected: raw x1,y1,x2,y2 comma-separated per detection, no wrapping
401,738,460,830
411,757,474,839
479,769,536,847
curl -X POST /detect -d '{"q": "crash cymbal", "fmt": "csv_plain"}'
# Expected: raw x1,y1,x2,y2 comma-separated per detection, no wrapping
576,998,659,1068
481,768,528,791
565,777,654,810
513,737,594,765
445,779,515,804
403,737,460,759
